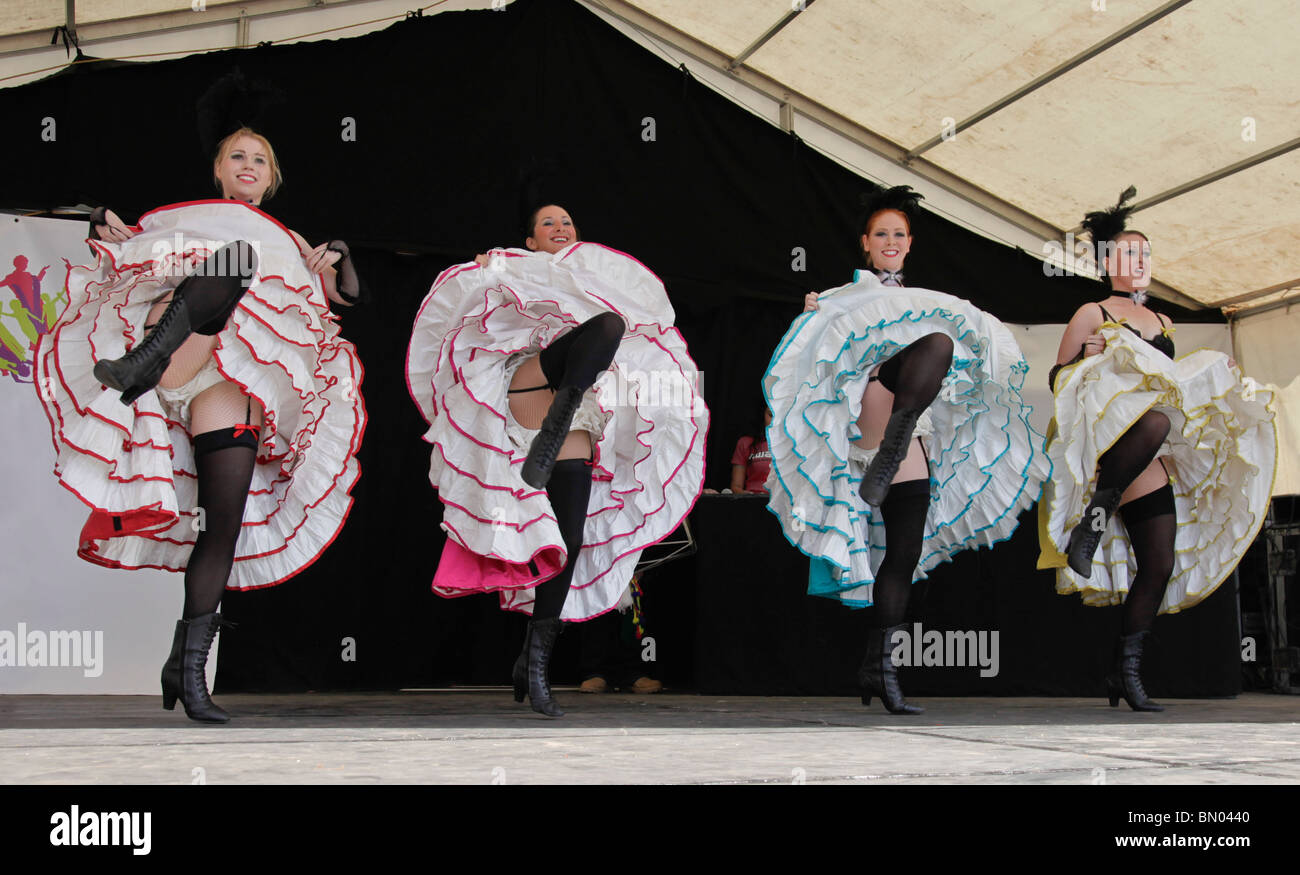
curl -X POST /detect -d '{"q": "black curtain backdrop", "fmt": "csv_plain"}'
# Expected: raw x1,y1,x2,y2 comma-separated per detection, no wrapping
3,0,1235,695
686,497,1240,698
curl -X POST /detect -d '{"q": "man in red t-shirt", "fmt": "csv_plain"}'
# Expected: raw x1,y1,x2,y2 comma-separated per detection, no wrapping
729,409,773,494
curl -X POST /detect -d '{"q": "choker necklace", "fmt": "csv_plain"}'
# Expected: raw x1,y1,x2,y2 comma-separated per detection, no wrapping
1129,289,1148,306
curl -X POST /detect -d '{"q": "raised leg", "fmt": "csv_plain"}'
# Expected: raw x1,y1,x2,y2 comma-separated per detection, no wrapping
1066,411,1170,575
95,241,258,404
858,333,953,506
519,313,623,488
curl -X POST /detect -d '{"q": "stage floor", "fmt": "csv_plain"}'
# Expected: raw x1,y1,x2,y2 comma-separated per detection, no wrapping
2,692,1298,784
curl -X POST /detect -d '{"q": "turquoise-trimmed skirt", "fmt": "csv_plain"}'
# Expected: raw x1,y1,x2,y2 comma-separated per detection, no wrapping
763,272,1049,607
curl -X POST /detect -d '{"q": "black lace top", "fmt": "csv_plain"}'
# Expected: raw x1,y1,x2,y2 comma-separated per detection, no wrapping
1098,304,1174,358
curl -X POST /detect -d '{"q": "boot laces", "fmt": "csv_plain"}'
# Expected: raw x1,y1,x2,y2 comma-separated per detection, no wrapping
125,297,185,362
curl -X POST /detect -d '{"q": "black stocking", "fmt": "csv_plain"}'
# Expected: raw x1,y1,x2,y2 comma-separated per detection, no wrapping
182,433,257,618
1097,411,1170,491
1119,487,1175,635
531,458,595,620
181,241,259,336
877,332,954,412
872,479,930,627
538,313,624,391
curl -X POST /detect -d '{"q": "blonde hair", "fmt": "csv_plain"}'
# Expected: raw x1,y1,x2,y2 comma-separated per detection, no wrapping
212,127,283,200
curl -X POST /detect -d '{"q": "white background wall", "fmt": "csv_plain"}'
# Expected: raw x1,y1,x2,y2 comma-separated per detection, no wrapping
1234,307,1300,495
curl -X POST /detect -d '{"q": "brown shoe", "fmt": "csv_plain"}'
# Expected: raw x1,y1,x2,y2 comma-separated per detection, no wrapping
626,676,663,694
579,676,608,694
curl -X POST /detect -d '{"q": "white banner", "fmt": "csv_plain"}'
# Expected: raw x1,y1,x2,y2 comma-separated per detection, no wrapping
1,215,206,695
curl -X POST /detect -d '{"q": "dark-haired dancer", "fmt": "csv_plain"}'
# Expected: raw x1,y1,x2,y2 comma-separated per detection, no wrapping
35,127,366,723
407,203,706,717
767,186,1046,714
1040,187,1275,711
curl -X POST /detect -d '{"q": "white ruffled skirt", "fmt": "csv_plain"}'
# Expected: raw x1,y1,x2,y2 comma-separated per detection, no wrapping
34,200,366,589
406,243,707,620
764,274,1049,607
1038,324,1277,612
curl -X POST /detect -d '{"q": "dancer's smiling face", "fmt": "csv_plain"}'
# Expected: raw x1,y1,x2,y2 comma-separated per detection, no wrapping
862,209,912,272
214,134,276,205
526,206,578,254
1102,231,1152,293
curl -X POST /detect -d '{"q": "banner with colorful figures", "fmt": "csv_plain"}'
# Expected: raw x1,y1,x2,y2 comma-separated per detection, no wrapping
1,215,186,695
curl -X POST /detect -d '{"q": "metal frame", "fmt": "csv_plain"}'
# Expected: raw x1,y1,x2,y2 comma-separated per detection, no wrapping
0,0,389,57
1261,509,1300,694
726,0,815,72
584,0,1203,311
633,518,696,576
1229,295,1299,321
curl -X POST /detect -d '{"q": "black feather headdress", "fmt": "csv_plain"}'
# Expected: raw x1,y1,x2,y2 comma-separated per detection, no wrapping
1081,185,1139,266
858,184,924,231
195,69,286,161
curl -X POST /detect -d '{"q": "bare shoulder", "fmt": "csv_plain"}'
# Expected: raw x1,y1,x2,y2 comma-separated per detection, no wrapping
1069,301,1104,327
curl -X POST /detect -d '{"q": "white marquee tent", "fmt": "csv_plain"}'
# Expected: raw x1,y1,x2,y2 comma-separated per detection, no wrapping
3,0,1296,491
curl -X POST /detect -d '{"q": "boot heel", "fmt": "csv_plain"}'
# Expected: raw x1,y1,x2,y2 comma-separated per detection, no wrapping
511,626,531,704
860,693,871,706
161,620,185,713
119,359,170,405
92,360,125,391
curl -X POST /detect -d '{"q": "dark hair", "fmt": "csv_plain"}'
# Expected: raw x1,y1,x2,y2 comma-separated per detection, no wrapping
522,203,582,244
857,185,923,265
1081,185,1148,289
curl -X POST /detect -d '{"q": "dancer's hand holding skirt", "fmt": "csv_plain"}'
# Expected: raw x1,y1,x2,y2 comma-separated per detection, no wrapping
1038,324,1277,612
35,200,367,588
406,243,708,620
764,271,1048,606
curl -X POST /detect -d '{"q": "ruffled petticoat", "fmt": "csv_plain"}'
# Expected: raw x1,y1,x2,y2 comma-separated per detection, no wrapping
34,200,366,589
764,271,1048,607
406,242,707,621
1038,324,1276,612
